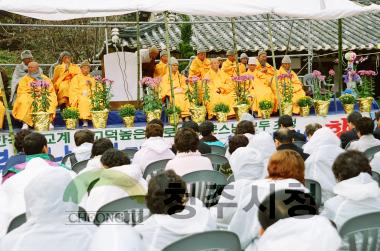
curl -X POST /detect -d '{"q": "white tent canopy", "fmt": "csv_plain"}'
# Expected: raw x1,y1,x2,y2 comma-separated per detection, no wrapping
0,0,379,21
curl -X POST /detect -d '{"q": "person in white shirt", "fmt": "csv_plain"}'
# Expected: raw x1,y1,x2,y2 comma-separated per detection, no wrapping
348,117,380,152
0,167,95,251
86,149,147,215
79,138,114,174
321,150,380,229
165,128,213,176
133,123,175,174
63,129,94,168
225,120,255,159
303,127,344,203
135,170,216,251
252,190,341,251
229,146,265,181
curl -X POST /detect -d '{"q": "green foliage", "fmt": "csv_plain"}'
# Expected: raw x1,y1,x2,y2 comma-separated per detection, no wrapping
297,96,313,107
312,76,333,101
354,76,375,98
185,78,210,107
178,15,194,69
213,102,230,113
30,81,51,113
90,77,113,111
165,105,181,115
62,107,80,119
143,87,162,112
339,94,356,104
119,104,136,117
259,100,273,110
279,81,294,104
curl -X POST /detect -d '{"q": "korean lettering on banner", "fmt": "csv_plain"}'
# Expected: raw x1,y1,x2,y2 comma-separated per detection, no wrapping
325,117,349,137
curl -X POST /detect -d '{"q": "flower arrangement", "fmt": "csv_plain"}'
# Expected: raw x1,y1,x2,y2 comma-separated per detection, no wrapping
141,77,162,112
30,80,51,113
119,104,136,118
231,75,252,105
354,70,376,98
165,105,181,115
339,94,356,104
185,76,210,107
62,107,79,119
259,100,273,110
277,73,294,104
297,96,313,107
91,76,113,111
311,70,332,101
213,102,231,113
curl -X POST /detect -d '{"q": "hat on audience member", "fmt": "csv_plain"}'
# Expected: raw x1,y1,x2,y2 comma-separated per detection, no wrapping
248,57,258,65
282,55,292,64
21,50,33,60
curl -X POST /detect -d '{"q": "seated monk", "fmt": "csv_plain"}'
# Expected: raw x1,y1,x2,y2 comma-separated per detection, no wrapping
69,60,96,127
53,51,80,108
221,50,238,77
12,62,57,130
160,57,190,119
0,88,5,129
188,48,211,79
204,58,235,119
239,53,248,74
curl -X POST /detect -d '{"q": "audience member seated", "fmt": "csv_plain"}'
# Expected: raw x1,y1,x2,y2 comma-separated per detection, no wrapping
303,127,344,202
135,170,216,251
321,151,380,228
215,150,308,249
252,190,341,251
304,123,322,140
147,118,164,128
373,111,380,140
370,150,380,173
227,134,249,156
199,121,225,147
229,146,265,181
235,120,255,142
2,132,67,183
348,117,380,152
86,149,147,214
340,111,362,149
0,166,95,250
274,128,309,160
81,138,113,173
3,129,31,175
166,128,213,176
63,129,95,168
274,115,305,142
133,124,175,173
173,121,211,154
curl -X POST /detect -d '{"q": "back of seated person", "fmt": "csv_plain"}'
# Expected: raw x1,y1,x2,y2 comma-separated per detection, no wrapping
4,129,31,176
80,138,114,174
274,128,309,160
235,120,255,142
304,123,322,141
225,134,249,159
172,121,211,154
199,121,225,147
253,190,341,251
340,111,362,149
63,129,95,168
166,128,213,176
373,111,380,140
274,115,305,142
348,117,380,152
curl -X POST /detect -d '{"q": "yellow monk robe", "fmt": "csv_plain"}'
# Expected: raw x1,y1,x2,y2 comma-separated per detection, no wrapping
0,89,5,128
243,70,275,117
221,59,238,77
189,57,211,79
204,69,236,119
154,60,168,78
239,63,247,74
160,72,190,118
53,63,81,105
69,73,96,120
12,75,58,126
271,66,306,114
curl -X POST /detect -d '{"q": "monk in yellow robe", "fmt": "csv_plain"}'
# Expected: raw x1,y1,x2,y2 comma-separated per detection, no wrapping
204,58,236,119
239,53,248,74
154,51,168,78
69,60,96,127
0,89,5,129
272,56,306,114
243,57,275,117
221,50,238,77
189,48,211,79
12,62,57,129
53,51,80,107
160,57,190,119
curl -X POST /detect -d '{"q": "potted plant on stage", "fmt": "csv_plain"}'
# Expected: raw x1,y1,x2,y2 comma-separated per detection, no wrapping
311,70,332,117
355,70,377,113
30,80,52,131
258,100,273,119
62,107,79,129
90,76,113,128
297,96,313,117
119,104,136,128
141,77,162,123
213,102,230,122
165,105,181,126
232,75,252,121
277,73,294,116
186,76,210,123
339,93,356,114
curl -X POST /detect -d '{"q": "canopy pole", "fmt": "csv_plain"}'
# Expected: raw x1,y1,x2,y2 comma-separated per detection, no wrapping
164,12,177,126
307,20,313,74
266,14,282,116
136,11,141,105
104,17,109,54
0,75,16,153
338,19,343,93
230,18,240,76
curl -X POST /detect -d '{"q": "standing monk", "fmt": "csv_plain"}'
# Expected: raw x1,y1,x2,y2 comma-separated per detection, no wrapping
189,48,211,79
221,50,238,77
12,62,57,130
69,61,96,127
204,58,235,119
239,53,248,74
53,51,80,108
141,46,159,78
154,51,169,78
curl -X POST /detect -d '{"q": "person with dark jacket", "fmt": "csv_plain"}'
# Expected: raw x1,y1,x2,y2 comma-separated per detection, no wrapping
340,111,362,149
373,111,380,140
274,115,305,142
274,128,309,160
